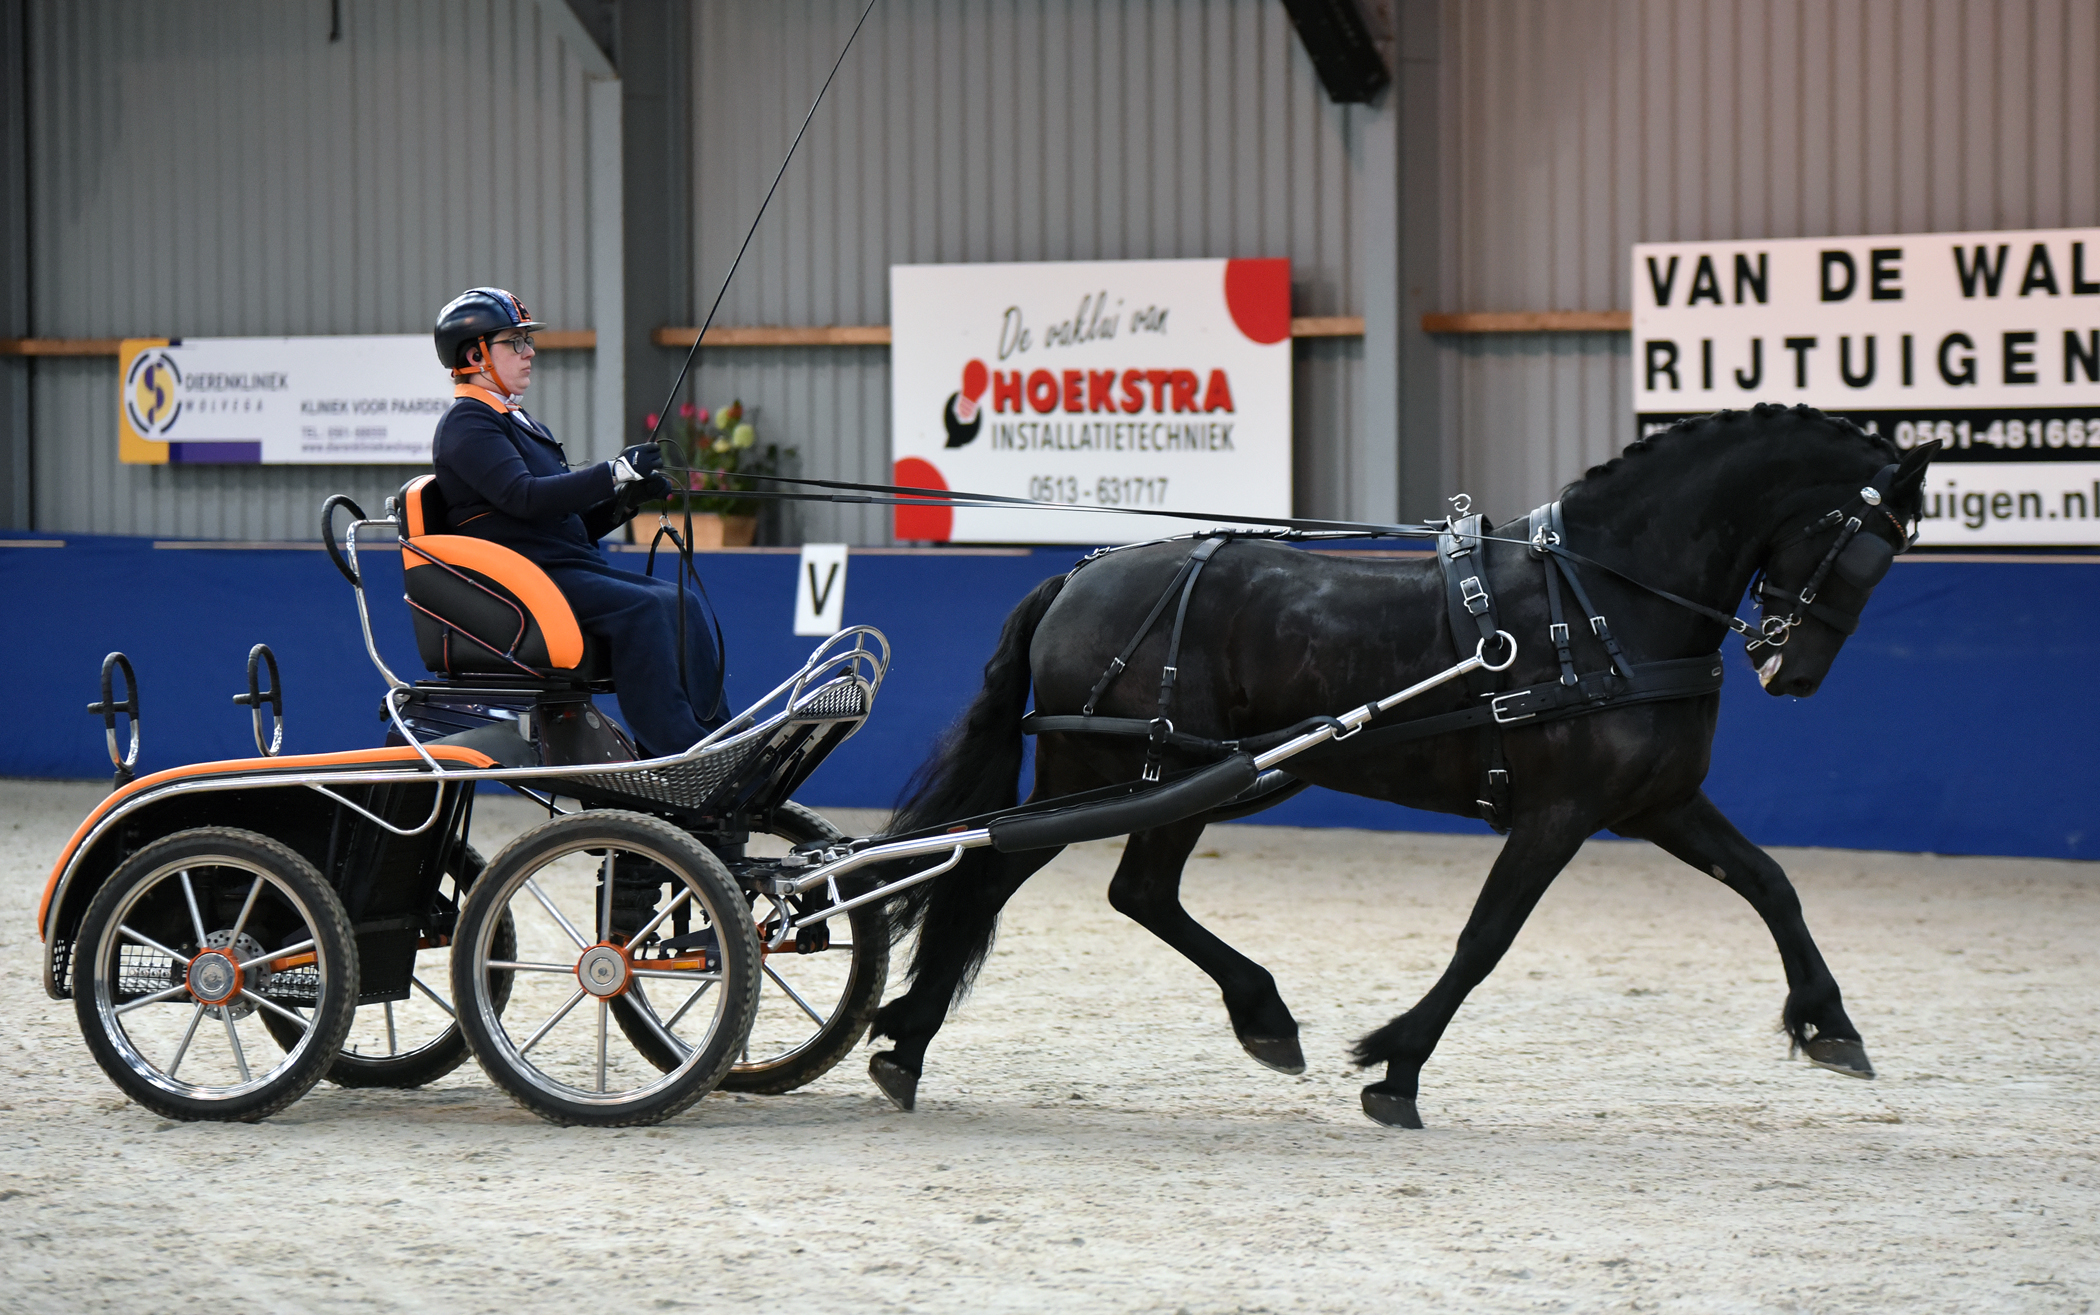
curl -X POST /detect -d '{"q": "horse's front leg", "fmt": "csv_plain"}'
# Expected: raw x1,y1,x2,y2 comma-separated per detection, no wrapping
1351,810,1595,1128
1107,817,1305,1074
1613,790,1872,1079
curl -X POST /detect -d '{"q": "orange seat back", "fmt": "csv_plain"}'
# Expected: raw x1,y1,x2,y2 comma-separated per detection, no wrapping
396,475,598,677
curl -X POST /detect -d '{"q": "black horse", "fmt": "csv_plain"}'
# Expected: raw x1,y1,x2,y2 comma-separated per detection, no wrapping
869,404,1938,1127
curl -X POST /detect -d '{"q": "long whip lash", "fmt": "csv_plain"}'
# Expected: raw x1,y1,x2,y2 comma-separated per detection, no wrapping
643,0,882,693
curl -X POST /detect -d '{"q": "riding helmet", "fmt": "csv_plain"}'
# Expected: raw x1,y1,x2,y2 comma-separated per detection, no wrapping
433,288,546,371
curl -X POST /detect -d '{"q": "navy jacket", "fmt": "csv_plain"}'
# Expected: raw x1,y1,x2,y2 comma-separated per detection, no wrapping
431,390,621,568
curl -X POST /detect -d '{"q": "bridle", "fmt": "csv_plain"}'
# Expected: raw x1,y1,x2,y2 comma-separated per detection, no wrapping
1742,461,1916,654
1509,459,1916,661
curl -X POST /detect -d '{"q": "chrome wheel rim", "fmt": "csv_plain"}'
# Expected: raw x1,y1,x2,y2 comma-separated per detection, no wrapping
469,840,735,1106
90,857,329,1104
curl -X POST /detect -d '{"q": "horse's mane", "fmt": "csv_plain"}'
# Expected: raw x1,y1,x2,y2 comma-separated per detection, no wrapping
1563,402,1899,498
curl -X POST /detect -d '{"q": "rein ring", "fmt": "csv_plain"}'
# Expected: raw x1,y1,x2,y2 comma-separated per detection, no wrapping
1477,631,1519,672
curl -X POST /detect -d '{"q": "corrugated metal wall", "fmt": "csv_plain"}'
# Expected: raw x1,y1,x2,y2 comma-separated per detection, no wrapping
1438,0,2100,521
24,0,600,539
0,0,29,528
679,0,1367,544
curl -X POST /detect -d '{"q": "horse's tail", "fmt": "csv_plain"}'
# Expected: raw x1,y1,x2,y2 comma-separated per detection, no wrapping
876,572,1067,992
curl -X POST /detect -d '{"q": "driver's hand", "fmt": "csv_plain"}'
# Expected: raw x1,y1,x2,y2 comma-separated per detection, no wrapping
611,443,663,485
613,471,675,517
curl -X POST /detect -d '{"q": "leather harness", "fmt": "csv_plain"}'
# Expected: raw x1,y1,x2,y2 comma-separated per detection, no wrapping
1021,503,1731,832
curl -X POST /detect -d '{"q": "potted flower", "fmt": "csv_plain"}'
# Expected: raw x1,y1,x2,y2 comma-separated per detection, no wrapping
633,399,796,547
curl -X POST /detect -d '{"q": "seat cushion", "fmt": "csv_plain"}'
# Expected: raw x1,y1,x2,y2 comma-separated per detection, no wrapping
403,534,605,677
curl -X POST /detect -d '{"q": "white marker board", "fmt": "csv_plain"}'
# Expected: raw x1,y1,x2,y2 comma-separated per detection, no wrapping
793,544,849,636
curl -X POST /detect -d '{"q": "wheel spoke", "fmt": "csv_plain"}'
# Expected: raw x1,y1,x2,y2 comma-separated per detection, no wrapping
517,989,586,1055
221,1010,252,1083
623,983,691,1063
663,979,714,1029
384,1001,398,1055
118,925,191,968
227,876,265,944
239,938,315,972
762,961,830,1026
487,959,583,974
525,879,589,949
595,999,609,1093
598,853,615,944
178,870,209,948
114,981,193,1016
410,974,456,1018
166,1003,208,1078
624,886,692,947
240,989,311,1031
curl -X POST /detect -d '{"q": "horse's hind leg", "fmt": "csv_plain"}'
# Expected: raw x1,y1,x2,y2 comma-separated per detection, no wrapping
867,845,1063,1111
1613,790,1872,1079
1106,817,1305,1074
1351,813,1594,1128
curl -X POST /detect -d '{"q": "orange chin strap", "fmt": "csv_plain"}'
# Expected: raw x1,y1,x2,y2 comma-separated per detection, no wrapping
451,334,517,398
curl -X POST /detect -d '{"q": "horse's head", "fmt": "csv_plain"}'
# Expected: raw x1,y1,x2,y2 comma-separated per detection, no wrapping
1746,438,1938,697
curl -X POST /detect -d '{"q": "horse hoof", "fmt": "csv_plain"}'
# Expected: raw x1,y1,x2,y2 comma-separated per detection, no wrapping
1239,1034,1305,1075
1802,1036,1875,1080
1361,1087,1423,1129
868,1053,919,1111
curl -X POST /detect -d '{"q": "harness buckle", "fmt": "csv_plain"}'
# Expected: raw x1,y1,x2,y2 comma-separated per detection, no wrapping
1548,622,1570,645
1490,692,1538,725
1589,615,1611,638
1460,576,1490,616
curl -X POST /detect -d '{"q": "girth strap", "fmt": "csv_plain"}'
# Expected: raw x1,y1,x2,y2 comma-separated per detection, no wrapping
1076,536,1230,783
1436,513,1511,831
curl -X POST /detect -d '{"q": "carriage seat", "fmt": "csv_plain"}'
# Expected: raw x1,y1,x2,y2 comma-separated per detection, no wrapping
395,474,611,684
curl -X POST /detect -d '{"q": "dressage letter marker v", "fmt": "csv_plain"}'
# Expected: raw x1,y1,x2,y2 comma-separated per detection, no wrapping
794,543,850,636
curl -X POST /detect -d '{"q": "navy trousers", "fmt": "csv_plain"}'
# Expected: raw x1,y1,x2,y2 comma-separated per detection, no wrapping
542,558,723,757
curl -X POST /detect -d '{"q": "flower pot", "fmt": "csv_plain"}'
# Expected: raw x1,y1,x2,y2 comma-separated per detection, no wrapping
661,512,757,548
625,511,758,547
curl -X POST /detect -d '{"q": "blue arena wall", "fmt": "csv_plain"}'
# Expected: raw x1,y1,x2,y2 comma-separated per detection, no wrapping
2,534,2092,861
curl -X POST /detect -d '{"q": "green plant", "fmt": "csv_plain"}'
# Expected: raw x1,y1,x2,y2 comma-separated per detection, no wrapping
644,399,795,517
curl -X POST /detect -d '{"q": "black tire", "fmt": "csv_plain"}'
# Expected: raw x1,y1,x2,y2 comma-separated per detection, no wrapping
264,847,514,1089
612,801,887,1093
72,827,358,1123
451,810,759,1127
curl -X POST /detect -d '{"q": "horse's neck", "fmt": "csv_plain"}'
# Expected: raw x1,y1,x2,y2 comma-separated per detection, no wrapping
1556,442,1815,648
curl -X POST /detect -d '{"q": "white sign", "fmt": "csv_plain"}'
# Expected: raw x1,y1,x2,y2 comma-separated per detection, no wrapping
793,543,849,636
1633,227,2100,545
889,258,1294,543
119,335,452,465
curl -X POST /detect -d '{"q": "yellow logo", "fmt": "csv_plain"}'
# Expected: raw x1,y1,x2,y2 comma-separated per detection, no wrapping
124,350,182,434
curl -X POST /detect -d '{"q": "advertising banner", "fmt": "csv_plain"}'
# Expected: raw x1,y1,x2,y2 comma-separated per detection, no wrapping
889,258,1293,544
119,335,451,465
1632,227,2100,545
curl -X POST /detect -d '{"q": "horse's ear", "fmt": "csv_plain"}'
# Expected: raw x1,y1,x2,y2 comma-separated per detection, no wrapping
1895,438,1939,489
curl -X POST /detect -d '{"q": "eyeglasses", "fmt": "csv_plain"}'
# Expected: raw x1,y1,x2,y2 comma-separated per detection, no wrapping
491,334,536,357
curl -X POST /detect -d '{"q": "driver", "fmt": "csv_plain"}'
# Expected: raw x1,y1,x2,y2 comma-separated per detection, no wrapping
428,287,724,757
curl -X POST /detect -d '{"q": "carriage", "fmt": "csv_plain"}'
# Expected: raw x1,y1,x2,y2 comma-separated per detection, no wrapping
38,479,1518,1127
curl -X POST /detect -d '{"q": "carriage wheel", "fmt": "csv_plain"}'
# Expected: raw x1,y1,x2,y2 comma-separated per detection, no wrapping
262,847,515,1089
72,828,358,1123
451,811,759,1127
613,801,888,1093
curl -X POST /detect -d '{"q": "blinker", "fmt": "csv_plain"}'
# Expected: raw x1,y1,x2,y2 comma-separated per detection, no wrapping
1834,531,1895,589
